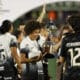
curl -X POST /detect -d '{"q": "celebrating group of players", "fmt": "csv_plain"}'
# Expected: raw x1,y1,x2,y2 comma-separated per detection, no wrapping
0,2,80,80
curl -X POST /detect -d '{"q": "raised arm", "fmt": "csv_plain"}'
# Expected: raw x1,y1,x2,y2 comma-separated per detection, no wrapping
37,1,46,23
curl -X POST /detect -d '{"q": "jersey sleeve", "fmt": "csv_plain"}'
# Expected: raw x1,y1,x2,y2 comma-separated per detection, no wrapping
10,35,18,47
60,37,67,58
20,39,29,54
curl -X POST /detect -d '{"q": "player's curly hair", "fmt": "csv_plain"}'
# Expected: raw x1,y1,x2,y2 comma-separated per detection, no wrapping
67,15,80,32
24,20,41,35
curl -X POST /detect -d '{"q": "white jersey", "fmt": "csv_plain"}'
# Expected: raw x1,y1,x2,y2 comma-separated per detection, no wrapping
20,36,43,76
20,36,41,58
0,33,17,58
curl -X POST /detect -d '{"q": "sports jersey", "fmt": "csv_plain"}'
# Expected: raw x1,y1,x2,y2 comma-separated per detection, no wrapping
20,36,43,80
0,32,17,59
60,32,80,68
20,36,41,58
60,32,80,80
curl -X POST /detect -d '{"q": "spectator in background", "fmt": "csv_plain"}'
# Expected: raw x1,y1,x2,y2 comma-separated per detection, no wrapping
18,22,26,38
13,30,24,56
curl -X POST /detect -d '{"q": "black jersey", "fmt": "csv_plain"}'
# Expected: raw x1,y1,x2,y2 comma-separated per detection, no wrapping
60,32,80,69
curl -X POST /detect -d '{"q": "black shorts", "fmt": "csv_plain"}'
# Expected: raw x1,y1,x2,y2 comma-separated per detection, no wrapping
63,68,80,80
0,62,18,80
21,63,38,80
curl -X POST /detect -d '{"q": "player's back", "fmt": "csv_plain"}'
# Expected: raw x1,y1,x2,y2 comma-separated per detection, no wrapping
61,32,80,80
0,33,17,58
62,32,80,69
